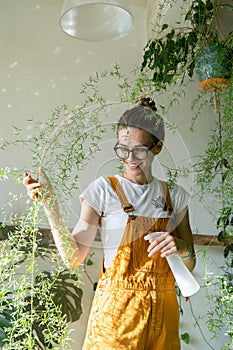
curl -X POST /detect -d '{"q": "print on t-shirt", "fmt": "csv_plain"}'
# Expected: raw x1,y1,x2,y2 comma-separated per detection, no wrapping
152,196,165,210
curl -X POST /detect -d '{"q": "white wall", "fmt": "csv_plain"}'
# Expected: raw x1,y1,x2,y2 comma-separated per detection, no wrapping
0,1,230,349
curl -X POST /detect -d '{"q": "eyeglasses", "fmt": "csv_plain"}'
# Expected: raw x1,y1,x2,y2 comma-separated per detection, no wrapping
114,142,157,160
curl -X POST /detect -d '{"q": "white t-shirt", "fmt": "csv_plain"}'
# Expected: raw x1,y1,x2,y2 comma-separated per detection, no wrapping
79,175,190,269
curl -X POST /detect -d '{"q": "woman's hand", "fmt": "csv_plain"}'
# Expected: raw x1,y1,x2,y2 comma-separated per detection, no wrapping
23,167,54,206
145,209,195,271
23,173,41,200
145,231,188,258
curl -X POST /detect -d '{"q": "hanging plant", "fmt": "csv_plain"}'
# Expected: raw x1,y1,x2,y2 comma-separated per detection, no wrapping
141,0,233,89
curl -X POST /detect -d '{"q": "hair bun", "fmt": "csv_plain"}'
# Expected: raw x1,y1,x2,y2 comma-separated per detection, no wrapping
135,97,157,112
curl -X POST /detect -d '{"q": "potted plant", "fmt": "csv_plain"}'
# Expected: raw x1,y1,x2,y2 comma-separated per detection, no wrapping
141,0,232,90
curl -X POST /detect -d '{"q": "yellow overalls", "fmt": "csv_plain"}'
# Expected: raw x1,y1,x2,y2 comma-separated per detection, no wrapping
82,176,180,350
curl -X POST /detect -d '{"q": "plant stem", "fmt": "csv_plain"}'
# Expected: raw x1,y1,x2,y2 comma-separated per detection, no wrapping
28,203,39,349
213,91,220,114
189,299,215,350
217,103,225,207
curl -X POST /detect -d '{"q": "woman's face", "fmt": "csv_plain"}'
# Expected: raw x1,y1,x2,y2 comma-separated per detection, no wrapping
117,127,162,182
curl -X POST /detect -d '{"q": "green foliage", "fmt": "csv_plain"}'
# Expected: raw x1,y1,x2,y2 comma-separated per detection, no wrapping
1,65,164,199
142,3,233,346
185,0,215,36
181,332,190,344
204,267,233,349
141,28,197,85
193,79,233,346
0,170,84,349
192,80,233,262
141,0,232,87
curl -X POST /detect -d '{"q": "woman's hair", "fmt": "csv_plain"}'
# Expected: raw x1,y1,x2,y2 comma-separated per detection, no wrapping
117,97,164,144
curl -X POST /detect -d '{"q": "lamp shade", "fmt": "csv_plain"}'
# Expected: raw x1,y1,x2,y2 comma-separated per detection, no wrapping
60,0,134,41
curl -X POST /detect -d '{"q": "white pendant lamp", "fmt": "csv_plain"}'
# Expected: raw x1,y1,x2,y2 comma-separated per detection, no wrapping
60,0,134,41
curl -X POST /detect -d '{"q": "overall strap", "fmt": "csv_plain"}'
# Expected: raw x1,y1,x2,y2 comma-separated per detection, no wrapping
159,180,173,215
107,176,134,214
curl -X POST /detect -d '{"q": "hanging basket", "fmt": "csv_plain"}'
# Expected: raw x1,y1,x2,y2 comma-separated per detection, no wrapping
196,44,231,92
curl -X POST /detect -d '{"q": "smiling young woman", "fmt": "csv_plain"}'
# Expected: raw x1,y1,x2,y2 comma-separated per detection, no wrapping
115,127,162,185
24,97,195,350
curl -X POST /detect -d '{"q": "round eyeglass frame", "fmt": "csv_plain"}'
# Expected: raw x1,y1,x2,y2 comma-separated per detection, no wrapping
114,141,157,160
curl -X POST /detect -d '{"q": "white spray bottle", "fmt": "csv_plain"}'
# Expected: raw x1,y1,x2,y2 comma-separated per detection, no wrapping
144,232,200,297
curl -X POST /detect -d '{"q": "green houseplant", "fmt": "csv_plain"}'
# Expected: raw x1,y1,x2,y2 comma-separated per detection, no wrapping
0,202,83,349
142,1,233,347
195,81,233,348
142,0,232,90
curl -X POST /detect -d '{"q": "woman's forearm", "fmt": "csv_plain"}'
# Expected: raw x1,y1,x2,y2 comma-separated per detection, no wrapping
44,202,98,269
23,169,98,269
44,203,81,268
